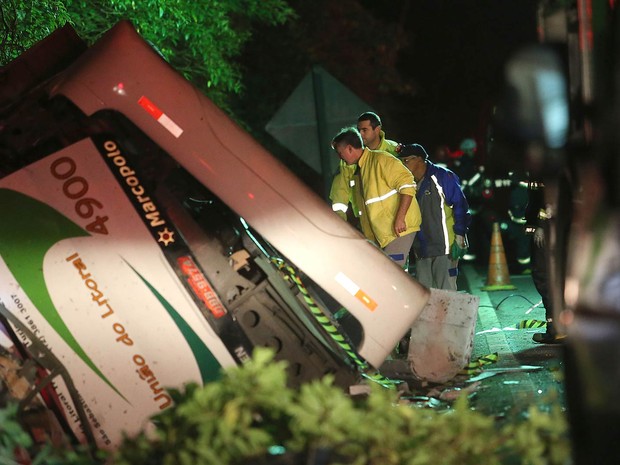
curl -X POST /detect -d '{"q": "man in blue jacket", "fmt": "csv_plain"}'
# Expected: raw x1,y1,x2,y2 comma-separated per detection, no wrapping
399,143,471,290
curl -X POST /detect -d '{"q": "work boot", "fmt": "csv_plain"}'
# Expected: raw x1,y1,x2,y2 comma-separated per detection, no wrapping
532,331,566,344
533,320,565,344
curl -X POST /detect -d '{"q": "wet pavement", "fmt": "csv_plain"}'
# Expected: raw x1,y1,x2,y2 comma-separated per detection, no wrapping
381,262,567,420
460,263,566,419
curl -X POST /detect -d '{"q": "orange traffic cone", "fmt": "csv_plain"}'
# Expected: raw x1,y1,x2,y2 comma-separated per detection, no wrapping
481,222,517,291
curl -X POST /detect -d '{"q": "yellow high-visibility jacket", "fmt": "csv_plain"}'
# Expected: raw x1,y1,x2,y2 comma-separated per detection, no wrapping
329,131,399,222
329,163,357,220
358,147,421,248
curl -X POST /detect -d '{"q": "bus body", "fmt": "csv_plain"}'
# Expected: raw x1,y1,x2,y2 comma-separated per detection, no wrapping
0,21,430,449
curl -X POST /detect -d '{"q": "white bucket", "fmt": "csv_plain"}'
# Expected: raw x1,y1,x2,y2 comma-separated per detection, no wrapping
407,288,479,383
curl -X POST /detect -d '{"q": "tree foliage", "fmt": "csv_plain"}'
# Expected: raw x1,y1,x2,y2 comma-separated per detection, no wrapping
0,0,295,108
232,0,415,127
117,349,571,464
0,348,570,465
0,0,71,63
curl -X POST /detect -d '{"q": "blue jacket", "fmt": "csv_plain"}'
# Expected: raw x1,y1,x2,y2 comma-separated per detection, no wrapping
413,162,471,259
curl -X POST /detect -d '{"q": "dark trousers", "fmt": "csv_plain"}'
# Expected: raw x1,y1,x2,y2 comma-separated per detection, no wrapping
531,237,555,334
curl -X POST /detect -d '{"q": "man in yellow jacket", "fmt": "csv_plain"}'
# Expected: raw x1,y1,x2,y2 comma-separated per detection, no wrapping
329,112,400,229
331,127,421,268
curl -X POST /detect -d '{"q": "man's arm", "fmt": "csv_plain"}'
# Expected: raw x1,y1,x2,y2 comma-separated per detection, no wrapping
329,172,349,220
393,193,413,236
329,161,357,221
444,171,471,235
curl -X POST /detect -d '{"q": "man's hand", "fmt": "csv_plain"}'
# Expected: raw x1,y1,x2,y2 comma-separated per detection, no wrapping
451,235,468,260
455,234,466,248
534,227,545,248
393,194,413,236
393,216,407,236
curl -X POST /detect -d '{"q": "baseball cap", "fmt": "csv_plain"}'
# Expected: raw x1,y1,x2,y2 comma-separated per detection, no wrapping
398,143,429,160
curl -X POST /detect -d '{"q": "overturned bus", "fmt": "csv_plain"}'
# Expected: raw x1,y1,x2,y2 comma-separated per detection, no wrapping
0,22,431,449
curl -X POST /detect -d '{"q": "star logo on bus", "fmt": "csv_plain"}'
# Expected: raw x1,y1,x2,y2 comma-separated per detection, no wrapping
157,227,175,246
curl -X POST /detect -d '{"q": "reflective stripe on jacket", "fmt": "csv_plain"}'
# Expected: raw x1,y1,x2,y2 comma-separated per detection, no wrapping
358,147,421,247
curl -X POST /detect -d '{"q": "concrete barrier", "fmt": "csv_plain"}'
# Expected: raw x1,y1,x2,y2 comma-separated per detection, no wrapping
407,288,480,383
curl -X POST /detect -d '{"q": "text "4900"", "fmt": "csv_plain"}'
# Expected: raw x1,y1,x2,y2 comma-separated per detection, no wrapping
50,156,109,235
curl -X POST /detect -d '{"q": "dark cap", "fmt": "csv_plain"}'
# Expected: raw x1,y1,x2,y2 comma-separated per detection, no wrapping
398,143,429,160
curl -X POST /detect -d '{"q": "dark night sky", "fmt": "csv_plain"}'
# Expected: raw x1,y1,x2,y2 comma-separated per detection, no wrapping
383,0,540,154
236,0,540,187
